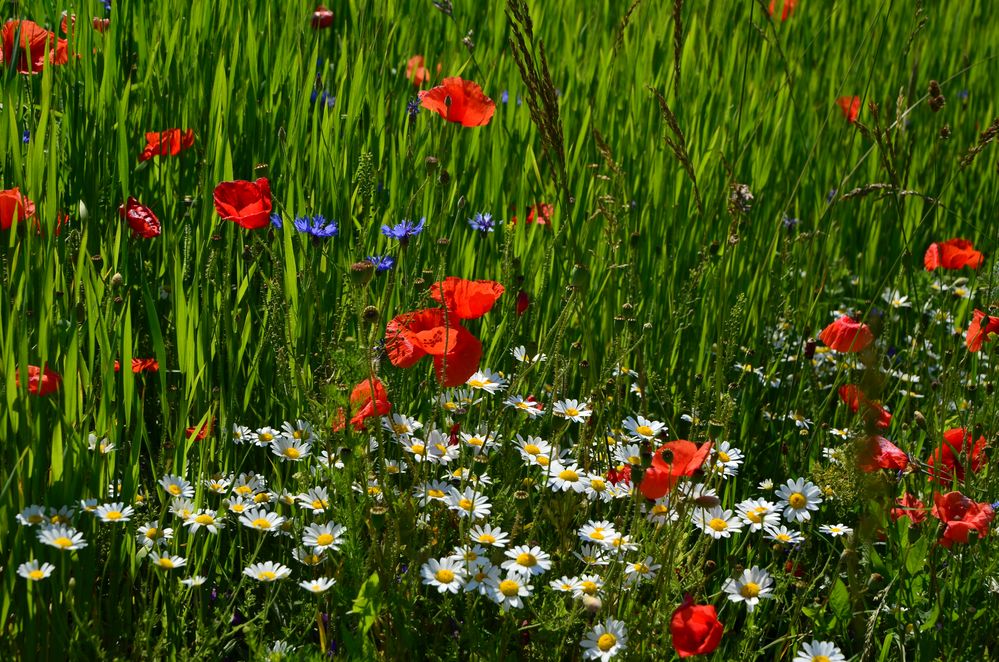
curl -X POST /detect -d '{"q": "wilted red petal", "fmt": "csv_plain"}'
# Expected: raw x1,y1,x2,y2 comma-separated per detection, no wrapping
858,435,908,472
891,493,927,524
418,77,495,127
119,197,161,239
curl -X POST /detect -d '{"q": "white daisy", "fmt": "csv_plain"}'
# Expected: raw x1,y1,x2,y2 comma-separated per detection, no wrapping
711,441,744,478
501,545,552,578
383,413,423,438
239,508,286,532
149,552,186,570
694,507,744,539
137,521,174,548
547,461,588,493
512,346,547,364
299,577,337,594
622,415,666,441
466,369,509,394
186,510,223,534
735,499,781,532
37,524,87,551
17,560,55,582
446,486,492,520
819,523,853,537
765,524,805,545
553,399,592,422
244,561,292,582
793,640,846,662
775,478,823,522
572,574,604,599
549,575,582,593
469,523,510,548
297,487,331,513
95,502,134,523
623,557,661,585
722,566,774,612
464,561,500,595
578,520,619,547
580,618,627,661
271,436,311,461
488,572,532,611
181,575,207,587
159,474,194,499
421,557,466,594
504,395,545,417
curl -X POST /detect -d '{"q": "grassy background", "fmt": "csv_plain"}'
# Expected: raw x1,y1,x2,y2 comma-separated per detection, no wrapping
2,0,999,658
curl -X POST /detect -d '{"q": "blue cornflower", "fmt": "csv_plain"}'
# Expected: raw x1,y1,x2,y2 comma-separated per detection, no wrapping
501,90,509,104
381,217,425,242
270,213,283,229
826,188,838,204
103,0,112,11
311,90,336,109
366,256,396,272
468,212,495,233
781,213,800,230
406,98,420,123
294,214,338,238
21,129,30,144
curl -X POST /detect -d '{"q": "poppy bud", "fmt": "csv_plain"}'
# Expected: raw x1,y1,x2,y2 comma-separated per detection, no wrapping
929,80,942,98
694,494,721,509
939,124,951,139
457,195,465,210
438,169,450,186
804,338,816,359
704,560,716,573
110,272,123,289
629,231,640,246
425,156,439,173
914,411,926,429
437,237,450,246
571,263,590,291
78,200,89,221
368,505,388,531
350,261,375,287
362,306,380,325
463,33,475,51
582,595,602,614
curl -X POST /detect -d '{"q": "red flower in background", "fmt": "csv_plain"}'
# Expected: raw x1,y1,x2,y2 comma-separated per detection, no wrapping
93,17,110,33
428,277,505,320
819,315,874,353
213,178,272,230
857,435,908,472
0,20,69,74
965,309,999,352
119,197,161,239
419,77,495,127
931,491,994,548
768,0,797,21
0,188,37,230
891,493,927,524
670,599,724,658
924,238,983,271
836,96,861,123
311,6,334,29
606,465,632,486
114,359,159,373
186,419,214,441
638,440,712,500
838,384,891,429
15,364,62,396
139,129,195,162
406,55,430,87
348,376,391,430
926,428,987,484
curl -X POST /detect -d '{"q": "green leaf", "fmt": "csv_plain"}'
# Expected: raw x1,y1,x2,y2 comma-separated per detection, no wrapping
828,578,852,624
350,572,382,636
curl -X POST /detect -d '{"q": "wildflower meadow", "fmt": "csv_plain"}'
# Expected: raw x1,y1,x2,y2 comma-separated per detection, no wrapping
3,0,999,659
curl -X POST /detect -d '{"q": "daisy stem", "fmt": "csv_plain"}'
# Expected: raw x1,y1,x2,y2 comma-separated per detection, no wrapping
316,604,327,653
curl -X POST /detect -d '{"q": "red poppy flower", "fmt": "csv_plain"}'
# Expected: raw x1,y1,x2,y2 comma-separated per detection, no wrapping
670,598,724,658
0,188,37,230
819,315,874,353
385,308,483,387
924,238,983,271
428,277,505,320
606,465,632,486
0,20,69,74
516,290,530,316
348,376,391,430
838,384,891,429
114,359,159,373
639,440,712,500
857,435,908,472
15,364,62,396
406,55,430,87
926,428,987,484
93,18,110,33
186,419,214,441
119,197,161,239
418,77,495,127
768,0,797,20
311,6,334,29
966,309,999,353
213,178,273,230
139,129,195,162
891,493,927,524
837,96,861,123
931,491,995,548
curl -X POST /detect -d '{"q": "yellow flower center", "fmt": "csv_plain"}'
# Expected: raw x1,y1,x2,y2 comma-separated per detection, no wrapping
28,569,45,580
789,492,807,509
105,511,123,521
28,514,44,524
167,485,182,496
515,553,537,567
581,580,598,595
591,479,606,491
392,423,409,434
628,455,641,464
499,579,520,596
251,518,271,529
467,379,486,389
158,558,175,569
558,469,579,481
312,500,325,510
740,582,761,598
812,657,831,662
651,505,668,516
304,554,320,565
235,485,252,495
260,433,273,442
633,563,649,574
428,489,445,499
478,534,496,544
747,508,764,523
386,465,400,474
411,444,426,455
589,530,605,541
367,486,382,496
435,443,448,454
258,571,276,581
284,447,301,459
254,493,270,503
564,408,579,417
776,533,791,542
597,633,617,652
145,528,159,539
516,401,531,409
718,451,731,463
635,425,654,437
443,402,458,411
458,498,474,511
195,514,214,525
708,518,729,531
536,456,550,467
53,536,73,548
467,437,484,446
435,569,455,583
316,533,335,546
230,504,246,513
